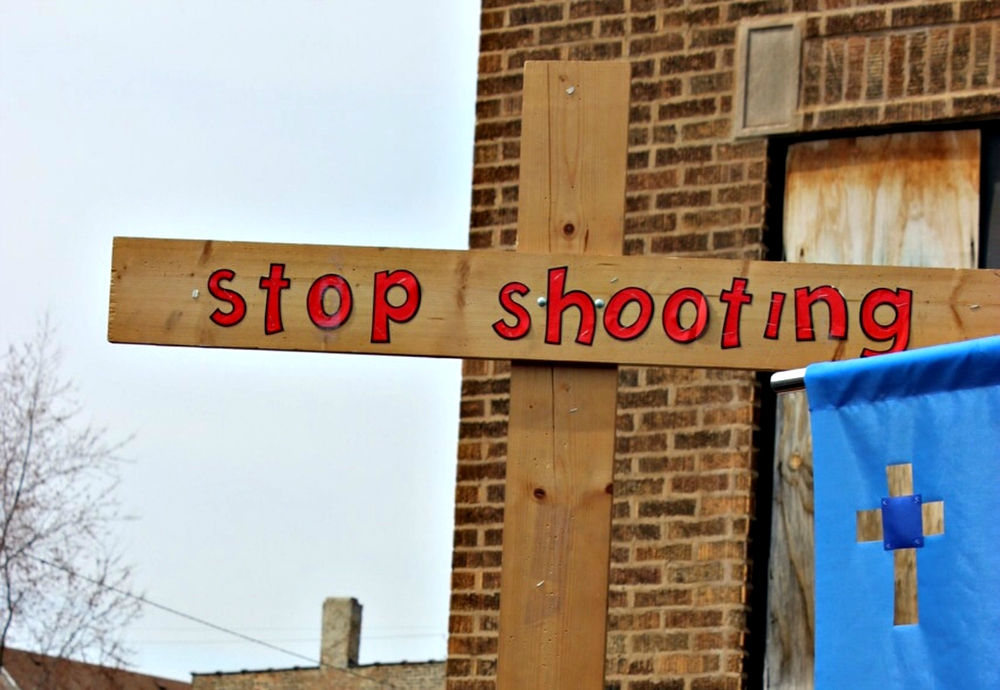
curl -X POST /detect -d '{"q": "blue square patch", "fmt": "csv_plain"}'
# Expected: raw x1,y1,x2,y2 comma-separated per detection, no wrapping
881,494,924,550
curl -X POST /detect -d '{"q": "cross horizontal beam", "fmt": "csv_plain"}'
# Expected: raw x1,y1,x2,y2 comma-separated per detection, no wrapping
109,237,999,371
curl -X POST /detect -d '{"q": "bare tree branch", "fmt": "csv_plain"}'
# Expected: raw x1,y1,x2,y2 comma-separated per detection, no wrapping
0,322,140,668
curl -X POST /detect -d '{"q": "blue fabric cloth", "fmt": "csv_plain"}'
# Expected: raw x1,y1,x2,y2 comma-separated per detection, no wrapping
805,336,1000,690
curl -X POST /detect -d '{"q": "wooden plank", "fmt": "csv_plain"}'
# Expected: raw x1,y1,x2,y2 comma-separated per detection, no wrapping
108,239,999,371
922,501,945,536
893,549,919,625
886,464,914,497
765,130,980,688
496,61,627,690
765,399,815,688
886,464,920,625
856,509,883,542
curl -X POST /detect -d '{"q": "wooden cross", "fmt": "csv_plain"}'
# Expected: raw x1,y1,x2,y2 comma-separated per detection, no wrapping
856,463,945,626
107,62,997,690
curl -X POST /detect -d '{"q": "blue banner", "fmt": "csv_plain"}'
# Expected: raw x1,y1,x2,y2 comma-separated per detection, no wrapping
806,336,1000,689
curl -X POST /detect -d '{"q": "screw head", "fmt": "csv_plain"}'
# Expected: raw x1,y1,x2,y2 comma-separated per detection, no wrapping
537,297,547,307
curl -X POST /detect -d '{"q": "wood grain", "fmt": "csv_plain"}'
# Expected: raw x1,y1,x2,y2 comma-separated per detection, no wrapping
496,60,627,690
108,239,998,371
894,549,919,625
765,396,815,689
765,130,979,688
922,501,945,536
856,509,883,542
885,465,920,625
886,464,914,497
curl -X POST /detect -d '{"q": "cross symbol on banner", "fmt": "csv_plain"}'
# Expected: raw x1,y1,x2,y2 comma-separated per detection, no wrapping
856,463,945,625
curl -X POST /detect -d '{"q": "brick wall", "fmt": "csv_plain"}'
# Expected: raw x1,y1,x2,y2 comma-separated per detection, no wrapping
193,664,444,690
191,599,444,690
799,2,1000,129
449,2,1000,690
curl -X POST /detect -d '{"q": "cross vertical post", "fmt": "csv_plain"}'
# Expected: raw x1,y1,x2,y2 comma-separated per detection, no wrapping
496,61,629,690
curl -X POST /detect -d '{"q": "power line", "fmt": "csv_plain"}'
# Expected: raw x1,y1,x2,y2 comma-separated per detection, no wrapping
28,555,414,690
129,625,443,633
132,634,445,645
29,555,318,665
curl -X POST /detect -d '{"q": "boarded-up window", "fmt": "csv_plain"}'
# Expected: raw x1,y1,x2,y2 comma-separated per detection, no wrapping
762,130,980,690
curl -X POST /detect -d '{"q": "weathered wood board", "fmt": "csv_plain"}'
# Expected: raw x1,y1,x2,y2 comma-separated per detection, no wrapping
764,129,980,689
109,238,998,372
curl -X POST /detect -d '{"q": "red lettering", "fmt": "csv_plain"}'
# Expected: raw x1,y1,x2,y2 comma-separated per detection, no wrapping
860,288,912,356
544,267,596,345
719,278,753,349
307,274,353,330
662,288,709,344
794,286,847,341
493,282,531,340
258,264,290,335
372,269,421,343
207,269,246,327
763,292,786,340
603,287,654,341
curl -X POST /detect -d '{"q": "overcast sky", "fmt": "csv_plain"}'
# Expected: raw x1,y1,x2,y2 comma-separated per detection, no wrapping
0,0,479,680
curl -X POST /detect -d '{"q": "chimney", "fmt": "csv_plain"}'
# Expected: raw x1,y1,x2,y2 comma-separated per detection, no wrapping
320,598,362,669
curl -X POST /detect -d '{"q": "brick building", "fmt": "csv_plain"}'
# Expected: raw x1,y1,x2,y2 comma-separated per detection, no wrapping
0,648,190,690
192,599,443,690
448,1,999,690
